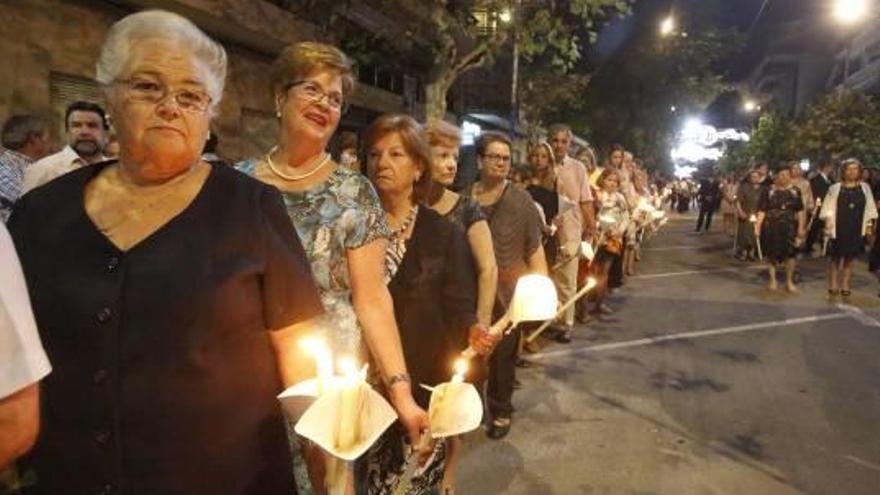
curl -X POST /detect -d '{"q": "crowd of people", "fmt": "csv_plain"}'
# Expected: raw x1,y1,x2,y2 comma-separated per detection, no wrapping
0,10,675,495
685,159,880,297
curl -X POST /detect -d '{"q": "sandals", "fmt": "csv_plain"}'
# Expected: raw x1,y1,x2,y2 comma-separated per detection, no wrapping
841,290,852,298
828,289,840,298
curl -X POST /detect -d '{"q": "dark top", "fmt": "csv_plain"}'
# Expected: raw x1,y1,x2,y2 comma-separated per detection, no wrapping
9,162,323,495
810,173,833,201
444,193,487,232
697,179,720,207
526,182,560,225
830,185,867,259
387,208,477,408
757,186,804,262
475,183,542,294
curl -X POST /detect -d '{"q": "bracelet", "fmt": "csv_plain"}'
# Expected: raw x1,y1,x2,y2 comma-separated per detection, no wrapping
385,373,411,388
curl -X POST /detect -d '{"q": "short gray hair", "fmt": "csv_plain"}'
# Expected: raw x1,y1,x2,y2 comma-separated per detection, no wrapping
96,10,227,108
2,115,48,150
549,123,572,137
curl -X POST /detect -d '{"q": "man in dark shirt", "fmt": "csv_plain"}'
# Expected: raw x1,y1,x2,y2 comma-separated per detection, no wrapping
696,177,721,232
805,160,834,254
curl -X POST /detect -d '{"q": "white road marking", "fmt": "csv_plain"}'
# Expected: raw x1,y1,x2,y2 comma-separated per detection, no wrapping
836,303,880,328
843,455,880,472
528,313,852,360
631,265,763,280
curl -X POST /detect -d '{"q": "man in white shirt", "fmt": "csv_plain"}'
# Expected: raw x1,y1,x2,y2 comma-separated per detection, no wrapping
0,222,51,468
548,124,595,342
21,101,109,195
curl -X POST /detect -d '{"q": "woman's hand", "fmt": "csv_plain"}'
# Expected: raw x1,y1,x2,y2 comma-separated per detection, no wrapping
388,384,429,453
468,323,500,356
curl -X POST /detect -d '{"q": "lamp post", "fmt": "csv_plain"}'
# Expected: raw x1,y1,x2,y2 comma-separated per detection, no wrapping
660,15,675,36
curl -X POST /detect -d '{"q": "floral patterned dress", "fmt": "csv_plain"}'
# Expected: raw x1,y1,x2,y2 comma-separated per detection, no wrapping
237,158,389,494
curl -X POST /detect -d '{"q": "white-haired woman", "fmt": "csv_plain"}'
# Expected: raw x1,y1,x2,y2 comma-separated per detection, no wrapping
820,159,878,298
236,42,427,493
8,11,324,494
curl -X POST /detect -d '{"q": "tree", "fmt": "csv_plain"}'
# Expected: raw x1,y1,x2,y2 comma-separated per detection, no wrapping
580,0,744,175
717,112,794,174
789,89,880,166
420,0,631,119
517,62,591,131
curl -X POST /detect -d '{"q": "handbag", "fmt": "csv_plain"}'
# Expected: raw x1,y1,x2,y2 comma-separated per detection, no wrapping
604,236,623,255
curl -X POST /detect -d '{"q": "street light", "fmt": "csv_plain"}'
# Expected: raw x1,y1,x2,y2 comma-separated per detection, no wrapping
743,100,758,112
833,0,869,25
499,8,512,23
660,15,675,36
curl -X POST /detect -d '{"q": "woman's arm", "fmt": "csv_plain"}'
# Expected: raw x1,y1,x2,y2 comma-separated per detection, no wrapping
269,317,323,387
0,384,39,470
347,239,427,444
527,244,548,275
466,220,498,326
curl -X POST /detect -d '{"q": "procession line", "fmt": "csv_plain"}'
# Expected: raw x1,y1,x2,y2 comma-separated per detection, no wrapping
527,312,851,360
630,265,762,280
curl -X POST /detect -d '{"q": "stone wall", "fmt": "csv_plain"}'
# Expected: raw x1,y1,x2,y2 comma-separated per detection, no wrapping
0,0,410,162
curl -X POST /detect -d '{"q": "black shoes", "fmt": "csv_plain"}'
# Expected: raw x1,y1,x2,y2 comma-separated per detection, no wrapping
487,417,512,440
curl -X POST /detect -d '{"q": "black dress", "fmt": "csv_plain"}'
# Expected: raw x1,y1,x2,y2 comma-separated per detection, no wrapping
828,186,867,260
9,162,324,495
758,186,803,263
366,208,477,494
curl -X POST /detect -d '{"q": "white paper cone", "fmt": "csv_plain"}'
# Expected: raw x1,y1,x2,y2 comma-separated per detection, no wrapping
277,378,322,420
427,382,484,438
294,383,397,461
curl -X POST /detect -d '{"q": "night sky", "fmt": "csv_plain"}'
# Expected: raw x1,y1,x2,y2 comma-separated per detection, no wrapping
590,0,852,128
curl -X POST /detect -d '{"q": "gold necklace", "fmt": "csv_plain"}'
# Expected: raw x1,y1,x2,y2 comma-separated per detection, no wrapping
265,146,331,181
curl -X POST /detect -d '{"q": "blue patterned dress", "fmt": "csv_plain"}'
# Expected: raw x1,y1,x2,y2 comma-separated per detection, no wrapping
237,158,389,494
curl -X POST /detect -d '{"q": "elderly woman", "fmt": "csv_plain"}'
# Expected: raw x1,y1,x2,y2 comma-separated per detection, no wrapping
470,131,547,439
7,11,324,493
820,159,878,298
362,114,495,494
235,42,426,493
424,120,497,328
755,168,806,292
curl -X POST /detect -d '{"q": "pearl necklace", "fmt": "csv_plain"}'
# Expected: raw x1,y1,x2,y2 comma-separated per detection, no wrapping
265,146,331,181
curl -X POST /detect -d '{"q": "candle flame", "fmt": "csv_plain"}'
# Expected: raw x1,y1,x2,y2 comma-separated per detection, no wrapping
338,356,359,377
299,337,327,354
453,358,469,377
586,277,598,290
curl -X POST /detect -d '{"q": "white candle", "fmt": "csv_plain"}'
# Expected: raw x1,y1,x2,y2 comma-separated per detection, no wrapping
451,358,468,384
300,337,334,395
336,357,363,452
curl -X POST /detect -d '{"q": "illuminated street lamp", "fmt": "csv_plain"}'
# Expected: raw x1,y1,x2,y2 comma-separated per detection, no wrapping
833,0,870,25
660,15,675,36
743,100,759,112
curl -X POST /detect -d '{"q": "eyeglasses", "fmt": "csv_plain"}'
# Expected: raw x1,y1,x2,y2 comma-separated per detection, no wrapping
286,80,348,113
482,153,511,164
116,77,212,113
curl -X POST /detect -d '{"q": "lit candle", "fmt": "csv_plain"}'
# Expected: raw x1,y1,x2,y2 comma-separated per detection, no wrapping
335,356,364,452
300,337,334,395
451,358,468,384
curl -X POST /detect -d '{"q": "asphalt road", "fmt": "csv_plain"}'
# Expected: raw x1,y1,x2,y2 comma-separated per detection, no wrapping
457,214,880,495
